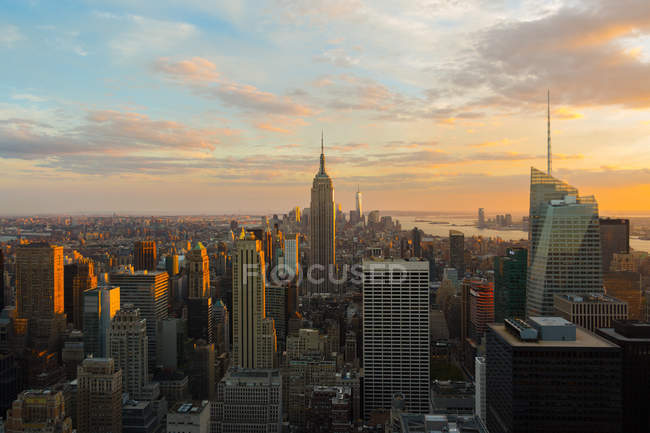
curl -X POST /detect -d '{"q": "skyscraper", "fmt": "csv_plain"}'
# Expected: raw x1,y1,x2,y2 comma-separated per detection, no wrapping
486,318,622,433
362,259,430,416
232,232,277,369
15,243,66,351
283,234,299,279
83,285,120,357
527,193,603,316
355,185,363,219
187,242,209,298
110,269,168,369
599,218,630,272
493,248,527,322
108,304,148,397
310,133,336,293
477,208,485,229
528,167,578,264
412,227,422,258
134,240,157,271
76,357,122,433
449,230,465,278
6,389,73,433
68,258,97,330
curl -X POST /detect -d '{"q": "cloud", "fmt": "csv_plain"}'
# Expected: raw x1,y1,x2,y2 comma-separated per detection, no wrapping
0,110,234,160
465,0,650,109
0,24,23,48
255,123,290,134
469,138,512,148
314,47,360,67
153,57,314,116
554,107,583,119
12,93,47,103
99,14,198,58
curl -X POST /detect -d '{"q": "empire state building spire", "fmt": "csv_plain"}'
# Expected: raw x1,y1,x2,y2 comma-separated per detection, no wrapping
319,129,326,175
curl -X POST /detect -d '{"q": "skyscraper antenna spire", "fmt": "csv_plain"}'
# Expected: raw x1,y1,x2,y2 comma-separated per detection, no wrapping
547,89,552,175
319,130,326,174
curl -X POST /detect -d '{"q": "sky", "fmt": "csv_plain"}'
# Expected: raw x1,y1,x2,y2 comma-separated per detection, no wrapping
1,0,650,215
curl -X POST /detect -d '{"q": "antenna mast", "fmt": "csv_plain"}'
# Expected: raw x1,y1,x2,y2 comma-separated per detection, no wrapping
547,90,551,175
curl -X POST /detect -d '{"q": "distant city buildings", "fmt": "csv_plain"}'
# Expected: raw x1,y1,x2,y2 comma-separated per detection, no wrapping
449,230,465,278
108,304,148,397
599,218,630,272
554,293,628,331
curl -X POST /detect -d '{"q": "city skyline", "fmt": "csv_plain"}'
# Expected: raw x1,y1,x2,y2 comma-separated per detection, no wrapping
1,0,650,214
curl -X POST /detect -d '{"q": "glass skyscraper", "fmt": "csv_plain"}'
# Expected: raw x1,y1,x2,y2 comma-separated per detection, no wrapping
527,179,603,316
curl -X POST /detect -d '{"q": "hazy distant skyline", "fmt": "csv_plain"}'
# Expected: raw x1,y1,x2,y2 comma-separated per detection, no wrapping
1,0,650,214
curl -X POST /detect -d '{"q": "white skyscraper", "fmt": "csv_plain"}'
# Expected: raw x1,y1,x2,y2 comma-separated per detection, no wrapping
362,259,430,416
356,185,363,218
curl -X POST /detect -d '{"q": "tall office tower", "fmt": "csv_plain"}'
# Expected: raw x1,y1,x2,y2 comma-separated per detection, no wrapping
493,248,527,322
356,185,363,218
134,240,157,271
554,293,628,331
5,390,73,433
186,341,215,400
213,299,230,354
449,230,465,277
477,208,485,228
599,218,629,272
232,233,277,369
187,297,213,343
70,258,97,330
528,167,579,265
15,243,66,351
212,368,282,433
486,318,622,433
305,386,353,433
604,271,643,319
412,227,422,258
367,210,380,225
158,318,186,370
76,358,122,433
266,284,288,353
187,242,209,298
61,330,85,380
597,321,650,433
165,254,179,277
475,356,486,427
362,259,430,416
469,280,494,341
283,234,299,279
527,194,603,317
310,134,336,293
108,305,148,397
110,269,168,369
83,285,120,357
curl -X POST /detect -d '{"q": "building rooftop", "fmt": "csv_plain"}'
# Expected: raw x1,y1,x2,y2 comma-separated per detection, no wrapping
598,320,650,342
555,293,624,304
171,401,209,414
490,323,618,348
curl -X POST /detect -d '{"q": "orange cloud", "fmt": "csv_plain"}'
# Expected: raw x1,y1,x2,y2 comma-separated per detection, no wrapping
439,117,456,125
256,123,290,134
554,107,584,120
470,138,512,148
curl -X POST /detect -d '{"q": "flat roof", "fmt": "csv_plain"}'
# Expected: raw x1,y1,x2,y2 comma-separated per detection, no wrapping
597,327,650,343
528,316,573,327
489,323,618,349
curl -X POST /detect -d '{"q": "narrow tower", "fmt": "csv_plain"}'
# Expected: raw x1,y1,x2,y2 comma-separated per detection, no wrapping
547,90,551,176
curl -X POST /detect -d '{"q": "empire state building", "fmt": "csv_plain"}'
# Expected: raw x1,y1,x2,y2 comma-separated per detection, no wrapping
310,134,336,293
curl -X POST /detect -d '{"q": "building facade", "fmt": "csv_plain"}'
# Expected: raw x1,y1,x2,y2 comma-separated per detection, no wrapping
486,318,622,433
449,230,465,278
493,248,527,322
134,240,157,271
232,234,276,369
108,304,148,397
83,285,120,357
554,293,628,331
527,193,603,316
76,358,122,433
362,259,430,416
599,218,629,272
110,269,168,369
